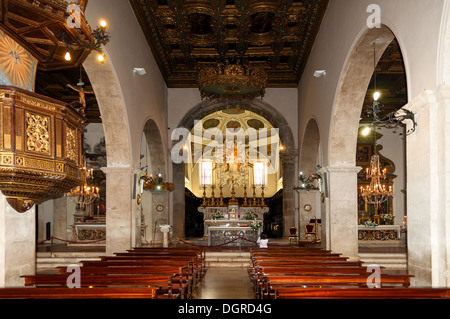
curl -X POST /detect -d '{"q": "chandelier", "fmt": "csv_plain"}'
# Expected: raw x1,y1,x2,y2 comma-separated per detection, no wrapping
197,62,268,100
360,151,393,206
66,163,100,210
141,171,175,192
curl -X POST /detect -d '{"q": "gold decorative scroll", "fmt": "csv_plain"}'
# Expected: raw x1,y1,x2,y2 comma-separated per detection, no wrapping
0,85,85,213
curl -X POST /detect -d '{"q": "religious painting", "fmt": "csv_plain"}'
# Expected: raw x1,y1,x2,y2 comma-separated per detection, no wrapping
356,144,372,164
0,30,37,91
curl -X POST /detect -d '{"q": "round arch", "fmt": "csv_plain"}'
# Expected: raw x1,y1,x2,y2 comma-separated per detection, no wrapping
298,117,323,242
83,53,132,167
139,118,169,246
300,118,322,175
329,25,396,166
326,24,409,258
171,98,297,238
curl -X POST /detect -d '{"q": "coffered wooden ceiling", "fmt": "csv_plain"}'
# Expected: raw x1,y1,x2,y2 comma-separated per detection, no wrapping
30,1,406,126
129,0,330,88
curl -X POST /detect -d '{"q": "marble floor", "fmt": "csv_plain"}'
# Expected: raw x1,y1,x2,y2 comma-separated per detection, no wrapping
192,267,256,299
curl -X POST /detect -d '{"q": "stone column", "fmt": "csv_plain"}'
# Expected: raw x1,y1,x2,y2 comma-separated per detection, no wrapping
53,196,68,242
101,167,134,255
0,194,35,287
281,149,298,238
324,165,361,261
404,86,450,287
172,163,185,239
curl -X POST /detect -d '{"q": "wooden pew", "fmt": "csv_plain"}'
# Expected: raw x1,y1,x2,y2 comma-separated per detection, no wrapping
0,287,159,299
62,264,191,294
100,257,204,287
258,274,413,298
248,246,414,299
22,274,181,299
274,287,450,299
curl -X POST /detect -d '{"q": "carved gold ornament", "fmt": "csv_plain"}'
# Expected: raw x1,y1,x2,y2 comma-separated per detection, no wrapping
0,86,85,213
66,126,78,162
26,113,50,154
198,62,268,100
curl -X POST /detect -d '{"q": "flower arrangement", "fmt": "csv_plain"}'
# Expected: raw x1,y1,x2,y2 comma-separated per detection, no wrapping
381,214,393,225
251,220,261,231
244,211,258,220
212,210,224,220
364,221,378,228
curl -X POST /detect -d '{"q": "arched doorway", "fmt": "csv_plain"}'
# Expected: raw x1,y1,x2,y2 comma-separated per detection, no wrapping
139,119,170,246
298,118,323,243
171,99,296,239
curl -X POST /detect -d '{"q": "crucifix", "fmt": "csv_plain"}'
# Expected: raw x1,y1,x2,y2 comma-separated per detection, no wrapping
66,67,94,115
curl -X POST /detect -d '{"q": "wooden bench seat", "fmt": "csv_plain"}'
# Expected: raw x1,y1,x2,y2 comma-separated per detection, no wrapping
252,256,348,261
0,287,159,299
274,287,450,299
258,274,413,298
22,273,186,298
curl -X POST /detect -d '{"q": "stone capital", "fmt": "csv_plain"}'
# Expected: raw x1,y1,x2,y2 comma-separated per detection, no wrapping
101,166,135,176
323,165,362,174
280,149,299,164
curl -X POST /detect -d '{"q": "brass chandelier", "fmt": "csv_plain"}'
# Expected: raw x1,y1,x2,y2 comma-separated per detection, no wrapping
198,61,268,100
66,161,100,212
360,148,393,206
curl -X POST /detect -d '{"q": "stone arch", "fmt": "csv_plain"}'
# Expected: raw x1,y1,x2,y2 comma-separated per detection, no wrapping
329,25,396,166
140,118,169,246
326,24,409,258
142,119,167,175
300,118,321,176
298,118,322,241
82,52,133,254
171,98,297,238
83,53,132,167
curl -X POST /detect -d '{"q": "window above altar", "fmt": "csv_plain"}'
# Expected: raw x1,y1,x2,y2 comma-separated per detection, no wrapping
201,161,213,185
254,162,266,186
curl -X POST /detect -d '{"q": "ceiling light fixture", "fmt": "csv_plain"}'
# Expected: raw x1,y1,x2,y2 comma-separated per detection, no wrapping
62,19,111,63
367,42,416,135
314,70,326,78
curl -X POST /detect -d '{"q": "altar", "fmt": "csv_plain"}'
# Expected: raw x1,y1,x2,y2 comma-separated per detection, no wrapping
208,226,259,247
70,215,106,246
198,205,268,236
71,222,106,245
358,225,401,241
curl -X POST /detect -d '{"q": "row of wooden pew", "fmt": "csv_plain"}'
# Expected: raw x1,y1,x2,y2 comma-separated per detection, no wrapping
0,247,207,299
249,246,450,299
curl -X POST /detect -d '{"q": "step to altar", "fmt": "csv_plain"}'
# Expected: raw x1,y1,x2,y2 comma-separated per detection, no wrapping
358,252,408,272
36,251,105,274
205,251,251,268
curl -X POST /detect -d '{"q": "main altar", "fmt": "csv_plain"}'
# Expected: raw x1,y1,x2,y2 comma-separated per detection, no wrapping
199,205,267,246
